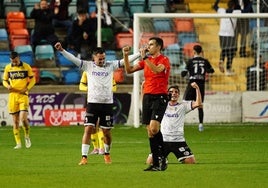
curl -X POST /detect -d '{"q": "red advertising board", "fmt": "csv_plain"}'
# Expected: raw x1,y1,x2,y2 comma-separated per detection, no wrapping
44,108,86,126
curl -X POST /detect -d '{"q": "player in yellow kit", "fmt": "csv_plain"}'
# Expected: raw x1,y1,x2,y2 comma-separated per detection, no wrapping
79,71,117,155
2,51,36,149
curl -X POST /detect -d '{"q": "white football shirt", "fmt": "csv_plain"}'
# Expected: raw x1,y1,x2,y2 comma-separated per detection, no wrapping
161,101,192,142
61,50,140,104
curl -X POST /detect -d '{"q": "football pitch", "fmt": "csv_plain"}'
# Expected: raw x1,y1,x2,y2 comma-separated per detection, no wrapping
0,124,267,188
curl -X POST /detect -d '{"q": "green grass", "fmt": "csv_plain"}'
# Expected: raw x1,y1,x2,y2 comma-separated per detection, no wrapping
0,124,268,188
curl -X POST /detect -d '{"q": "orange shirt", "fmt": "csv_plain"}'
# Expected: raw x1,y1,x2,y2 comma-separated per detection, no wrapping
138,54,170,94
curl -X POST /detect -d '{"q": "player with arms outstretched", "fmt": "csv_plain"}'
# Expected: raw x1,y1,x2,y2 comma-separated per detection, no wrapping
55,42,140,165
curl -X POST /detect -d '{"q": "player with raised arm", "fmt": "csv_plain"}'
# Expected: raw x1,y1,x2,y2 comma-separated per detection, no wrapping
123,37,170,171
146,82,202,165
55,42,140,165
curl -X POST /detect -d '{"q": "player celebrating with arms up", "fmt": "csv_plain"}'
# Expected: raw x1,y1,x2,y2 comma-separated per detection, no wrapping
123,37,170,171
147,82,202,165
55,42,140,165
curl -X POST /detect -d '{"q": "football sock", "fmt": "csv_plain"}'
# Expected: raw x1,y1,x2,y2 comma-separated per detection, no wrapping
104,143,110,154
97,130,104,150
91,132,99,149
154,131,164,158
22,124,30,138
13,128,21,145
81,144,90,157
149,136,159,166
198,108,204,124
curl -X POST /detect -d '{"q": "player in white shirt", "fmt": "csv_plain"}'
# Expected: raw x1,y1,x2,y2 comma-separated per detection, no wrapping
146,82,202,164
54,42,140,165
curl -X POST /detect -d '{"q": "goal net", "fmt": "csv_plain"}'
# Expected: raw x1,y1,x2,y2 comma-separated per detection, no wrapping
127,12,268,127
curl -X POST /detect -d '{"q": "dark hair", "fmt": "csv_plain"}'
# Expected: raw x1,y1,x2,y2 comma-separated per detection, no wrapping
10,51,19,59
149,37,164,50
92,47,105,55
193,45,202,54
77,8,87,15
168,85,180,93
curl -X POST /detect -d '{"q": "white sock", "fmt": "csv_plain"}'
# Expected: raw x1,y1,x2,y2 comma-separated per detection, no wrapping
104,143,110,154
81,144,90,156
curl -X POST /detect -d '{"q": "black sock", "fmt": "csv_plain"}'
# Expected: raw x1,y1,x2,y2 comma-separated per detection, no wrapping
198,108,204,124
149,131,165,166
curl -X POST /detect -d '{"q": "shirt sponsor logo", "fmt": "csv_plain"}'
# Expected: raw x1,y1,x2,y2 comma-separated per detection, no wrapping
92,71,108,76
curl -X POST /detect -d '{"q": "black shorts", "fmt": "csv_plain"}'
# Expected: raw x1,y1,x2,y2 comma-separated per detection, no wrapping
84,103,113,129
183,80,205,102
142,94,168,125
163,142,194,162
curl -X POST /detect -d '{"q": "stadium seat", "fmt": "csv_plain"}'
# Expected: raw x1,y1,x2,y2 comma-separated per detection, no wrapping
115,32,133,49
148,0,166,13
88,1,97,14
113,68,124,83
35,44,55,60
68,2,77,18
14,45,34,66
0,51,11,69
6,11,25,22
173,18,195,33
7,22,27,33
0,28,9,50
3,0,22,16
178,32,198,47
165,43,184,66
61,68,82,85
6,11,26,32
153,18,173,32
128,1,147,18
56,49,76,67
140,32,155,47
157,32,177,48
39,70,59,84
24,0,40,18
183,42,201,59
110,1,129,18
105,50,117,61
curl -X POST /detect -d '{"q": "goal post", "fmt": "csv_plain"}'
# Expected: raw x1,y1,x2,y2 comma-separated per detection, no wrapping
128,12,268,127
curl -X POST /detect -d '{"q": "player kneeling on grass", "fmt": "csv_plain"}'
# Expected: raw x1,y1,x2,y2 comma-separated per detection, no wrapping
146,82,202,165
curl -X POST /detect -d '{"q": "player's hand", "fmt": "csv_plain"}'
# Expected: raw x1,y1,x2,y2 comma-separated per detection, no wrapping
139,45,148,59
191,82,199,89
122,46,131,55
54,42,63,51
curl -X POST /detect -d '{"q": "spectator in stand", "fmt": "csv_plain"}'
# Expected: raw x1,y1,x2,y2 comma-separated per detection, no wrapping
49,0,73,40
213,0,241,76
68,9,97,59
166,0,185,12
235,0,254,57
30,0,59,49
99,0,112,28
